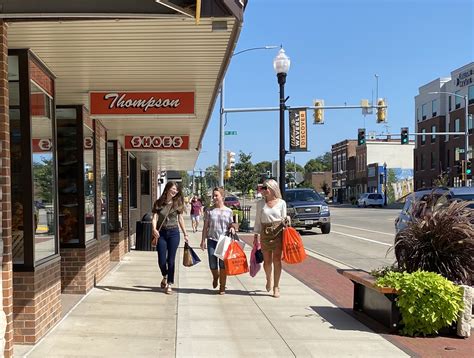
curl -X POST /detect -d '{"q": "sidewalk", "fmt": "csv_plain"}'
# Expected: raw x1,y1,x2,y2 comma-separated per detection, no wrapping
14,229,408,357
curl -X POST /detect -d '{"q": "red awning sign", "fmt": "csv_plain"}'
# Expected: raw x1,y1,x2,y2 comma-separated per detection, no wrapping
124,135,189,150
90,91,195,115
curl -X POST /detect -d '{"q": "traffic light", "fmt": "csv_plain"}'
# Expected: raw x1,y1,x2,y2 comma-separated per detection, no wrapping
227,151,236,169
401,127,409,145
454,160,462,176
224,166,231,180
466,159,472,178
313,99,324,124
358,128,366,146
376,98,386,123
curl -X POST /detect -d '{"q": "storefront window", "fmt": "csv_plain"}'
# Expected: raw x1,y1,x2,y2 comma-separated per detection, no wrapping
57,108,80,244
31,81,56,261
117,145,123,230
100,138,109,236
84,126,95,241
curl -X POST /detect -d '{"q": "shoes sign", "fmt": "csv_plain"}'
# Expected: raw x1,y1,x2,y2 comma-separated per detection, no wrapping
124,135,189,150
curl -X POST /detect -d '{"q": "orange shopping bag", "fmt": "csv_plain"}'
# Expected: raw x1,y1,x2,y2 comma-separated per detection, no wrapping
224,240,249,276
282,227,307,264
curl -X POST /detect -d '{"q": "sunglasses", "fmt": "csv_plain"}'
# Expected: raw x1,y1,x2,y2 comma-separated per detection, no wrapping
261,186,268,190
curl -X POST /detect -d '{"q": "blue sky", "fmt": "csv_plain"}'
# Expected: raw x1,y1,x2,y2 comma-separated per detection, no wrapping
195,0,474,170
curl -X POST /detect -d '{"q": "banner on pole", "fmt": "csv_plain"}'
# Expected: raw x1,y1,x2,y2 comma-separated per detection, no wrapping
289,108,308,152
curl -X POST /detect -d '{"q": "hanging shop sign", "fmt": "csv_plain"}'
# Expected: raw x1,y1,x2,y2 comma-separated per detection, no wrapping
124,135,189,150
90,91,195,115
289,108,308,152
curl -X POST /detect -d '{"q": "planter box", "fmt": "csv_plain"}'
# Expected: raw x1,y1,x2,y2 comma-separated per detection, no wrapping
340,269,401,332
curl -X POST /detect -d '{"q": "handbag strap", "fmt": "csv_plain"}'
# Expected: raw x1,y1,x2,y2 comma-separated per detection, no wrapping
156,204,172,232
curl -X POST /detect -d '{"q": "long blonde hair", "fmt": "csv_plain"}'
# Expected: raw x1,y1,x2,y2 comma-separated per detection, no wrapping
264,179,282,200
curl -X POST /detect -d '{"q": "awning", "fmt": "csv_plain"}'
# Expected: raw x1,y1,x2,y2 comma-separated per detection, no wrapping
3,0,245,171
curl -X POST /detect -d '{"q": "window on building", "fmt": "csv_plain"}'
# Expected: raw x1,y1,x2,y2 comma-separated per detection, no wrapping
431,125,436,142
469,113,473,131
431,152,436,169
447,149,450,167
99,138,109,237
141,168,150,195
469,85,474,105
431,99,438,117
421,128,426,144
422,103,428,120
448,96,452,111
129,155,137,208
454,118,460,136
455,90,461,109
416,107,421,122
420,153,425,170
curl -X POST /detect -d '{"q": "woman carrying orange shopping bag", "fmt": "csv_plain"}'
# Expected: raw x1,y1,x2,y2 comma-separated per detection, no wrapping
253,179,289,298
200,187,236,295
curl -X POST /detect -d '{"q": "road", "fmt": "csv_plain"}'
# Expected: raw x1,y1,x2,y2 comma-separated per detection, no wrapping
242,200,400,272
299,205,400,272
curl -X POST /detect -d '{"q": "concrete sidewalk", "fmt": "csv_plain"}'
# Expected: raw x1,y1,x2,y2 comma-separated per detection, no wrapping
15,232,408,357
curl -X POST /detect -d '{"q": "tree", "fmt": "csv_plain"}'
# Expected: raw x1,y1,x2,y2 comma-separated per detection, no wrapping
285,160,304,173
33,157,53,203
386,169,397,204
232,151,258,196
204,165,219,190
254,161,272,175
304,152,332,173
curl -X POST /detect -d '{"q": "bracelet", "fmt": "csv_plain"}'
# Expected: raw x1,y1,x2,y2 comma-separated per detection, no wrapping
184,234,189,237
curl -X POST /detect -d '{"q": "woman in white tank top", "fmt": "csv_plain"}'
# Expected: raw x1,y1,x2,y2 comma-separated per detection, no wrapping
253,179,288,298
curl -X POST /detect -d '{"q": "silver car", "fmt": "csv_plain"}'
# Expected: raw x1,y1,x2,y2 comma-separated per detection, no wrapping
394,187,474,233
357,193,384,208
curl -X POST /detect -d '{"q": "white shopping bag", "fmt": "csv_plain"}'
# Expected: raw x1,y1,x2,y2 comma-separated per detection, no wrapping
214,234,232,260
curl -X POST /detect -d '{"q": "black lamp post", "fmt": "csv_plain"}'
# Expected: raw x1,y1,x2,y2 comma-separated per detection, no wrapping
273,48,290,198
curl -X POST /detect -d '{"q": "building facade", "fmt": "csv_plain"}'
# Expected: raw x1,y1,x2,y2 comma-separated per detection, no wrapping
0,2,246,356
414,62,474,189
333,138,414,203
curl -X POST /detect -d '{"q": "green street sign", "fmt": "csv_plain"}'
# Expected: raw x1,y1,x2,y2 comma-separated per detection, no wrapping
224,131,238,135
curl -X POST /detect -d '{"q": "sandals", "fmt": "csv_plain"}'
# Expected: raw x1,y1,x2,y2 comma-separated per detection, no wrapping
273,287,280,298
160,277,167,289
265,279,272,292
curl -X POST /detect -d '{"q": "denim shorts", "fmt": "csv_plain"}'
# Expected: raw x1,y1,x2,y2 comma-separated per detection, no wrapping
206,239,225,270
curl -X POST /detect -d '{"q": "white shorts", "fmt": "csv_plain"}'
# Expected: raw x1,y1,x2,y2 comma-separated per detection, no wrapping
191,214,200,222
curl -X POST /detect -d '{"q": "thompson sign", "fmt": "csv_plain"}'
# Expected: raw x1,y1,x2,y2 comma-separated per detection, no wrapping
124,135,189,150
90,91,195,115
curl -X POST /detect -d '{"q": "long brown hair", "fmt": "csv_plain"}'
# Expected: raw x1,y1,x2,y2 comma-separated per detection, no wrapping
153,181,184,213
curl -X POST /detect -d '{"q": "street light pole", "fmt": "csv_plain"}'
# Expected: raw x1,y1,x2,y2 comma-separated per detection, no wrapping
273,48,291,198
218,46,278,187
428,91,470,185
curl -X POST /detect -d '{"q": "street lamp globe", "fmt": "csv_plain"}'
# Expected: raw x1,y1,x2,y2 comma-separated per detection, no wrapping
273,48,290,74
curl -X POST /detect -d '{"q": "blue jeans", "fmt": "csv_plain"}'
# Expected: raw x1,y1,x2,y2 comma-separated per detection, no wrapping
207,239,225,270
156,227,180,284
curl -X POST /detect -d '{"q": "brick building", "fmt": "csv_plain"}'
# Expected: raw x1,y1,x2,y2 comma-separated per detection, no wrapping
414,62,474,189
0,2,246,356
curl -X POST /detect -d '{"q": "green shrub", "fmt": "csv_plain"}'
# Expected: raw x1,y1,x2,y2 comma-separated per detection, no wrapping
376,270,464,336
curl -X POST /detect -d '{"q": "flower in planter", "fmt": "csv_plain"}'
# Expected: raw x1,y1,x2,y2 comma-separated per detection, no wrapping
393,193,474,285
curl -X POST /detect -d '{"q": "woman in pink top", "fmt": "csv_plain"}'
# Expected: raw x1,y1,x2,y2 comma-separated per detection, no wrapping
253,179,288,298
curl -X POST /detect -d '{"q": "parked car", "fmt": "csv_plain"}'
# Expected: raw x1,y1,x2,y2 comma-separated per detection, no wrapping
224,196,241,208
286,188,331,234
395,186,474,233
357,193,384,208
